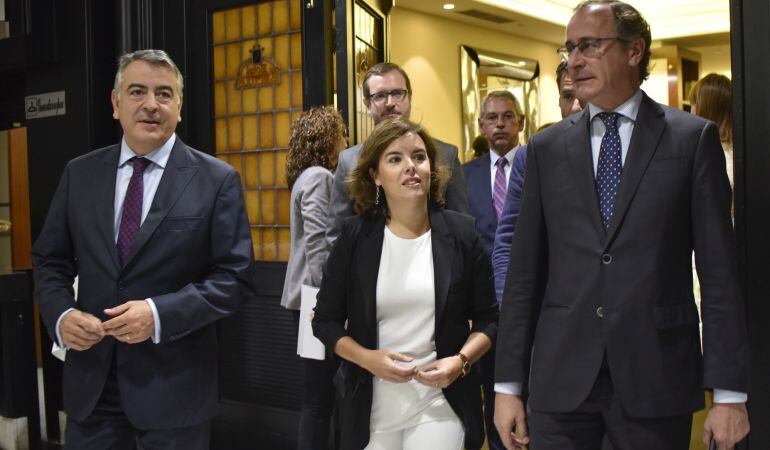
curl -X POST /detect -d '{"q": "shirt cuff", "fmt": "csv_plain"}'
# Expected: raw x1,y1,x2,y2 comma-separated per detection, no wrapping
494,382,523,396
146,298,161,344
713,389,747,404
55,308,76,349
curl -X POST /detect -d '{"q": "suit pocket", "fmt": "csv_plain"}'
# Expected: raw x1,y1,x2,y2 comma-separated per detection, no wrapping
161,216,204,231
653,302,699,329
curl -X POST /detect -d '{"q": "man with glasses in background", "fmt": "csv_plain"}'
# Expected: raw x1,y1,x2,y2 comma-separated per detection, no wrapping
461,90,525,450
494,1,749,449
327,62,468,244
491,61,585,305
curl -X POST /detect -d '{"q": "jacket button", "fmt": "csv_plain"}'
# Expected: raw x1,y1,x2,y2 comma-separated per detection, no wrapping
118,282,125,291
596,306,604,318
601,254,612,264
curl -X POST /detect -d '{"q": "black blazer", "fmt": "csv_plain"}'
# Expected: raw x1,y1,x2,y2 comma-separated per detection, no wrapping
313,208,498,450
32,138,255,428
495,92,748,418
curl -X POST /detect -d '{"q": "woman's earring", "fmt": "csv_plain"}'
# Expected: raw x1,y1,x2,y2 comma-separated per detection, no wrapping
375,185,380,205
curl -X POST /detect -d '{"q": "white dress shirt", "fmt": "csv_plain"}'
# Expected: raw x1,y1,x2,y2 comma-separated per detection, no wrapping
55,134,177,348
494,91,746,404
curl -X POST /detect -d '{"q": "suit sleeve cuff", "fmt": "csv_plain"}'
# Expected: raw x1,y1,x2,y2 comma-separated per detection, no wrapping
713,389,747,404
55,308,76,349
146,298,161,344
494,382,522,396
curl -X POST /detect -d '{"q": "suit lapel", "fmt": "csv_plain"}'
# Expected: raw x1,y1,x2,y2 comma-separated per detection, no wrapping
120,139,198,271
565,110,605,241
479,155,496,220
356,216,385,345
604,94,665,247
95,146,121,271
430,209,453,328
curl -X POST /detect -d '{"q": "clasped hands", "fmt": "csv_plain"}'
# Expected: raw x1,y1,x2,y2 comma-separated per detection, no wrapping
59,300,155,351
361,349,463,389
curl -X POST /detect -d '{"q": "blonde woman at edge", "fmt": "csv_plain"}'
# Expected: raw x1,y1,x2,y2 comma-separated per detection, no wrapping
281,106,346,449
690,73,734,188
313,119,498,450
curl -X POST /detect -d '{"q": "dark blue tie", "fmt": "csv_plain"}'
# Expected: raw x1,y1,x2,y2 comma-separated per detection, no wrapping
596,112,622,231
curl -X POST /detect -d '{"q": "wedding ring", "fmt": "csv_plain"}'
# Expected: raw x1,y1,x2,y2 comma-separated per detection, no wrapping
126,335,131,342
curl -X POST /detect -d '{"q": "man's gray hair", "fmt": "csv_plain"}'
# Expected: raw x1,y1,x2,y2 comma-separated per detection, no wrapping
113,49,184,98
480,90,523,118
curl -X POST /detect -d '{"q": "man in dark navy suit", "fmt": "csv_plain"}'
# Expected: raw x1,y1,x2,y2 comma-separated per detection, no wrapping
461,90,524,450
32,49,254,449
494,2,749,449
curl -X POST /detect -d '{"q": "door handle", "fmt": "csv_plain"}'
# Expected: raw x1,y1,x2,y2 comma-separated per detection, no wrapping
0,219,11,233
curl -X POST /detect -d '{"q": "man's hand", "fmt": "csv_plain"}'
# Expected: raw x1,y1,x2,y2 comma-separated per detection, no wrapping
703,402,749,450
495,393,529,450
60,310,105,351
102,300,155,344
361,349,417,383
414,356,463,389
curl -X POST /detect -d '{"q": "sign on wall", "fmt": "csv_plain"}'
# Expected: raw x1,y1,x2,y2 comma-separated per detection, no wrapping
25,91,66,119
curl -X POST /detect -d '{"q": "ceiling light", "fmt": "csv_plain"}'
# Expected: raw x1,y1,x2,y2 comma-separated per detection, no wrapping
443,3,455,10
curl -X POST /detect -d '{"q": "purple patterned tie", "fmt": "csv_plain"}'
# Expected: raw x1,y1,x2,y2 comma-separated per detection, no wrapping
493,157,508,220
116,157,152,265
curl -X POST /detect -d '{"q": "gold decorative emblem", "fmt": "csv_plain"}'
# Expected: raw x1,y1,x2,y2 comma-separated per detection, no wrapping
235,45,281,89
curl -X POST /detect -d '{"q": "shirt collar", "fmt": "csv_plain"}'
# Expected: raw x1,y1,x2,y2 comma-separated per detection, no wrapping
118,133,176,169
588,89,643,123
488,145,518,168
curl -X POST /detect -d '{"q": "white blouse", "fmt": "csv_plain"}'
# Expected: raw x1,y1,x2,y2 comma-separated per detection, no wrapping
369,226,458,432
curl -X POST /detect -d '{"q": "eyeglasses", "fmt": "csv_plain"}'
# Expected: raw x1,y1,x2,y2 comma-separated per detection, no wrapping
367,89,409,105
556,37,627,62
482,112,517,125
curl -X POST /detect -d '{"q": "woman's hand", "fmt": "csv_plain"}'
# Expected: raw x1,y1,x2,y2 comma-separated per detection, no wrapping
414,355,463,389
361,349,417,383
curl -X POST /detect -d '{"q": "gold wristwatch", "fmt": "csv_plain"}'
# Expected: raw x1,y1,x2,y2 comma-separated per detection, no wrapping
456,351,471,378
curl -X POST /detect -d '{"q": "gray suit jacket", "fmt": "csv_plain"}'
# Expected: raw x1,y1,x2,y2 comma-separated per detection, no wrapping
327,138,469,244
281,166,333,309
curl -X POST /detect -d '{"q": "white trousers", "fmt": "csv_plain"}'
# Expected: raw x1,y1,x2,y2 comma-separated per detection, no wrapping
363,418,465,450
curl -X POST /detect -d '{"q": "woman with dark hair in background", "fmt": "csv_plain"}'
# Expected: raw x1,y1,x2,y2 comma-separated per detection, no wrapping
281,105,347,449
312,119,498,450
690,73,734,187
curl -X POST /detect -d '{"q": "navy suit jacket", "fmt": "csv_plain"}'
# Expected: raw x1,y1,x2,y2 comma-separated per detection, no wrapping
495,93,747,418
491,147,527,302
32,138,255,429
462,149,526,258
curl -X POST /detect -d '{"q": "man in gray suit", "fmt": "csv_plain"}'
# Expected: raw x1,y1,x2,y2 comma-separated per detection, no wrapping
494,2,749,449
327,62,469,243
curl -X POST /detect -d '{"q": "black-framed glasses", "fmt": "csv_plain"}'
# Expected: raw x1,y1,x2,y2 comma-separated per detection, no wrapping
556,37,627,62
367,89,409,105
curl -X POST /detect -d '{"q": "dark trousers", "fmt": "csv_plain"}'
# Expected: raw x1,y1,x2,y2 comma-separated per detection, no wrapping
479,344,503,450
65,356,210,450
292,310,339,450
528,359,691,450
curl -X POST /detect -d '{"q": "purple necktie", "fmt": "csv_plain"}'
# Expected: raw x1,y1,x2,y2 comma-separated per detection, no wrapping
117,157,152,265
493,157,508,220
